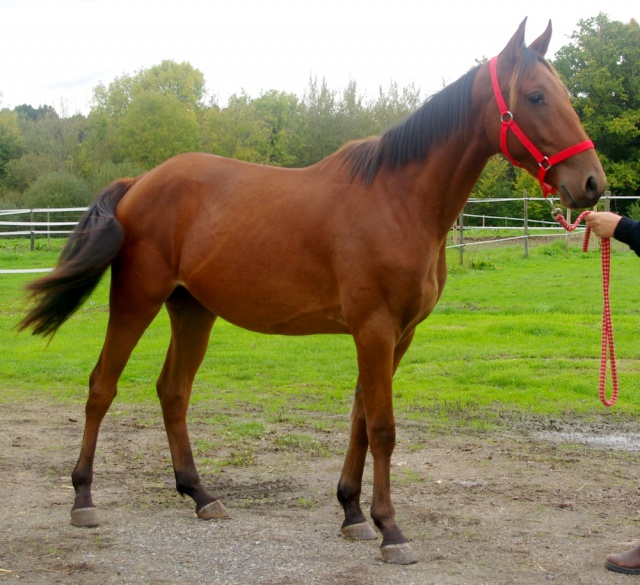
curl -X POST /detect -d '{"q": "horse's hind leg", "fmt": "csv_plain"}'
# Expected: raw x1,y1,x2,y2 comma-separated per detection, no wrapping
157,287,228,519
71,289,164,527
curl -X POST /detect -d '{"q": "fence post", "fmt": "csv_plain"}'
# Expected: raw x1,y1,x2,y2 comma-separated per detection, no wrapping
458,208,465,266
523,189,529,259
47,209,51,247
30,209,35,251
565,208,572,251
604,190,610,212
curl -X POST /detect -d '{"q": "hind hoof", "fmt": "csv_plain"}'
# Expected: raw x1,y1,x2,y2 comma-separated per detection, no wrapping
197,500,230,520
381,542,418,565
341,521,378,540
70,507,100,528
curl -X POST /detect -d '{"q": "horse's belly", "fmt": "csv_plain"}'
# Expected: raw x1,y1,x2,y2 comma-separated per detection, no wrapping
183,264,349,336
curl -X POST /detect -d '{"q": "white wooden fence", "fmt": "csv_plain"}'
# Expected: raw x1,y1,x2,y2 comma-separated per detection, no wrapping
1,192,638,273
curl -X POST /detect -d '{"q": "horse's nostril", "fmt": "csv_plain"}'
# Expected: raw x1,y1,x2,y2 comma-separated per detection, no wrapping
586,176,599,198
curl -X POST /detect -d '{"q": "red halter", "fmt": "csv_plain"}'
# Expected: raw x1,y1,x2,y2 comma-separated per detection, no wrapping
489,56,595,197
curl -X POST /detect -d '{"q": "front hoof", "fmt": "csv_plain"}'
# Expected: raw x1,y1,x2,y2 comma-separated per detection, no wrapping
341,521,378,540
70,507,100,528
197,500,230,520
381,542,418,565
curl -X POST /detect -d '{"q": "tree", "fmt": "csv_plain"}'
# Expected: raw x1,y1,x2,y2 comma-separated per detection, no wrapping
115,93,200,169
252,90,304,166
91,60,206,118
14,104,56,122
136,61,207,113
14,102,87,176
0,108,24,180
370,82,422,130
299,77,341,165
83,60,207,171
553,14,640,199
201,93,272,163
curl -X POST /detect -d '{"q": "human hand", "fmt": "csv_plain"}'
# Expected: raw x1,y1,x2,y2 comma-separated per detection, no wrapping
585,211,622,239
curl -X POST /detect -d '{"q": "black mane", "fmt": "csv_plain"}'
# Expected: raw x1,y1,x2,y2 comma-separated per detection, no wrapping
341,64,481,183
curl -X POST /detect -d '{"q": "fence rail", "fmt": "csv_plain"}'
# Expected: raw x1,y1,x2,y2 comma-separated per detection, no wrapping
448,191,639,264
1,192,638,273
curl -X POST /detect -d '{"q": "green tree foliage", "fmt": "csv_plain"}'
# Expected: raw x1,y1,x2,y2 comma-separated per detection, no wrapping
252,90,304,166
23,171,92,209
90,160,145,194
469,156,522,224
0,108,24,180
512,168,551,222
299,77,342,165
136,61,207,113
3,152,57,194
83,60,206,172
16,105,86,173
114,93,200,169
201,93,271,163
553,14,640,198
370,82,422,129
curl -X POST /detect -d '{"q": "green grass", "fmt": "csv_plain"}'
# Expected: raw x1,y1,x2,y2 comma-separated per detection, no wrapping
2,237,640,429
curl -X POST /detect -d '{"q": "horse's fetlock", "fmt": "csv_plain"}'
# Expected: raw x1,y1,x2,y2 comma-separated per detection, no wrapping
337,480,360,506
175,471,200,496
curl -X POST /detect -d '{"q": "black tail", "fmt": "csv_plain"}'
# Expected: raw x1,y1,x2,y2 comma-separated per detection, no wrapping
18,178,136,337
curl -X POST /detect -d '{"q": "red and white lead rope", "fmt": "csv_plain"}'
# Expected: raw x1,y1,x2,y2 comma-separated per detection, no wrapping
553,209,618,406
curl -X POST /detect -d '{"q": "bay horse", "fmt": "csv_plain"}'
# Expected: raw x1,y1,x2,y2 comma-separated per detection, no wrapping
20,19,604,564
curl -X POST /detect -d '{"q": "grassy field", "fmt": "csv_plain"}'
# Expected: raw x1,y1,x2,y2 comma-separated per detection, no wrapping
2,236,640,431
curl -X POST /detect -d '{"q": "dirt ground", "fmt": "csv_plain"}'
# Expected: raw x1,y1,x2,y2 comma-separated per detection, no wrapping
2,399,640,585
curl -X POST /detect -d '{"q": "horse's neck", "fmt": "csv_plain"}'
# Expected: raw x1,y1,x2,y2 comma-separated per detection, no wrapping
402,135,494,240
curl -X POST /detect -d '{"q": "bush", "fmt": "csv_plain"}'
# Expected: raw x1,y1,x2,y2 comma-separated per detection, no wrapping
90,160,144,194
24,172,92,209
626,200,640,222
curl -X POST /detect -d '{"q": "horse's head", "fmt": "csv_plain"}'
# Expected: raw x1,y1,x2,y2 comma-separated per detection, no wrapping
479,19,605,209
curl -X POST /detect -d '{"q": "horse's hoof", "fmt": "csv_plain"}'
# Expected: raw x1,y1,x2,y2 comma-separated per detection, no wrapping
381,542,418,565
197,500,230,520
341,521,378,540
70,507,100,528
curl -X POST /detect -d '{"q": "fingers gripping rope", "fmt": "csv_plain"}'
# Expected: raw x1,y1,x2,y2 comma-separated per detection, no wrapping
552,209,619,407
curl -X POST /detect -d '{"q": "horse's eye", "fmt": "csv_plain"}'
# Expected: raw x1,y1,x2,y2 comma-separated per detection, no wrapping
527,93,544,105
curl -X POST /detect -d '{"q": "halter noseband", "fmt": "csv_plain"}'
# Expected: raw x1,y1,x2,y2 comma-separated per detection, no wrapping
489,56,594,197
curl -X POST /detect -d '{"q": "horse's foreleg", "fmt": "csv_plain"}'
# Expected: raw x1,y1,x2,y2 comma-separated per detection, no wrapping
337,382,377,540
355,325,417,564
158,288,228,520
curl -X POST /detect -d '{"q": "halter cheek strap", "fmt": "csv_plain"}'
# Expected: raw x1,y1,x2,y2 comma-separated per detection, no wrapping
489,57,595,197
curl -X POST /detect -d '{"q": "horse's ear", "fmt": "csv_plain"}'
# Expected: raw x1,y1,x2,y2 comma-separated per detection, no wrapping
528,20,552,57
499,18,528,64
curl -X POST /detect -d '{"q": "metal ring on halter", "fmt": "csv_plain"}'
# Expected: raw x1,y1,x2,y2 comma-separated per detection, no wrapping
500,111,514,124
539,156,551,170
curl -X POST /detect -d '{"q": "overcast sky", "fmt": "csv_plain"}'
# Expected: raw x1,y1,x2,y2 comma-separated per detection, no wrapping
1,0,637,115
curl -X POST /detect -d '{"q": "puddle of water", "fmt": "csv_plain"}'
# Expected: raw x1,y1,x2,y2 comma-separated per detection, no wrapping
536,432,640,451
